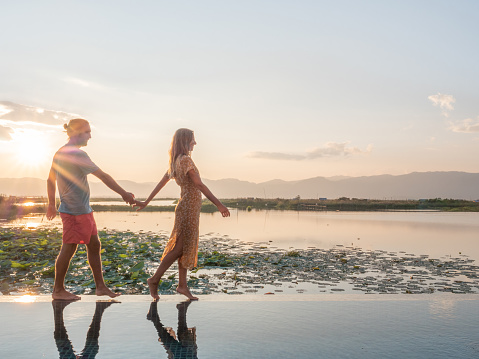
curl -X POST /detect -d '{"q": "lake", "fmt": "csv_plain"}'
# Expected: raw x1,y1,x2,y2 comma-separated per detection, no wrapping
8,209,479,262
1,295,478,359
2,210,478,358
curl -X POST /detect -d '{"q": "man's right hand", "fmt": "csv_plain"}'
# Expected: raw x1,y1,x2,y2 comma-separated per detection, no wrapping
122,192,136,205
46,204,57,220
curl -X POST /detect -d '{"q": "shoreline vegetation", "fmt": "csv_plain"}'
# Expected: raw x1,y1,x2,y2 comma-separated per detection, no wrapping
1,226,478,296
1,195,479,220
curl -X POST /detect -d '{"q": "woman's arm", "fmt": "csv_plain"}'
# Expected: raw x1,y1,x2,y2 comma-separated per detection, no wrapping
188,170,230,217
135,172,170,211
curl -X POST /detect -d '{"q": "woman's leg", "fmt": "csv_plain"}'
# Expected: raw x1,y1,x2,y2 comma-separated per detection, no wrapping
148,236,185,300
177,264,199,300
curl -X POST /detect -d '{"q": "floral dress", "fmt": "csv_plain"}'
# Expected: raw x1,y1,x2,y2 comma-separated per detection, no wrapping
161,155,202,270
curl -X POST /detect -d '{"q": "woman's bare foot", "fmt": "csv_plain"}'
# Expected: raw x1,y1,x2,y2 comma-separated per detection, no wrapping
52,289,81,301
176,300,191,311
95,286,121,298
176,286,198,300
147,278,160,301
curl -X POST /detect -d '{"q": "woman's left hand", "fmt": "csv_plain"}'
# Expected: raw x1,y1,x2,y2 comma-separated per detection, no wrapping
132,200,148,211
217,204,230,217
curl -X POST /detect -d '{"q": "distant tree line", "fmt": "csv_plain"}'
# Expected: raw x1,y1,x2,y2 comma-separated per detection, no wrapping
219,197,479,212
1,195,478,220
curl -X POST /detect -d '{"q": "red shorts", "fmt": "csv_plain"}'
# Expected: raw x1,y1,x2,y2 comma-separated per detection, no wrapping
60,212,98,245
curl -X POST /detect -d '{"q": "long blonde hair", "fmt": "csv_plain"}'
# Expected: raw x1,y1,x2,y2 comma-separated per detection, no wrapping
168,128,194,178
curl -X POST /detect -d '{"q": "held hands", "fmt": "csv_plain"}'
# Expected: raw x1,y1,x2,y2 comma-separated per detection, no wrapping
132,200,148,211
122,192,136,205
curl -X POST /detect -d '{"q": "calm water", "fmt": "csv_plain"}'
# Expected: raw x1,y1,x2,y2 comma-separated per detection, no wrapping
3,212,479,357
1,296,478,358
9,210,479,262
17,199,176,207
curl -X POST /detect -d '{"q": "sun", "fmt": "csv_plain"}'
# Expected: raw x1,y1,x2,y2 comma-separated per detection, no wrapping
13,130,51,167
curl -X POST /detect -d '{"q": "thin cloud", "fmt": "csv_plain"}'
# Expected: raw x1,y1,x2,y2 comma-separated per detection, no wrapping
0,101,79,126
449,118,479,133
248,142,373,161
63,77,113,92
306,142,372,159
428,93,456,117
0,103,13,117
0,125,14,141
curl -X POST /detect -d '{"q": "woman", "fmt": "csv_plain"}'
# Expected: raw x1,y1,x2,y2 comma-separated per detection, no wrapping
135,128,230,300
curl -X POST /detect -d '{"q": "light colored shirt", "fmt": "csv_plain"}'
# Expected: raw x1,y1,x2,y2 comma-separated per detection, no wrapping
52,145,99,215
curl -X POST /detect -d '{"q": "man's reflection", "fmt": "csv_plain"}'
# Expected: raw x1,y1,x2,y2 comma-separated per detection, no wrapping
53,300,117,359
147,301,198,358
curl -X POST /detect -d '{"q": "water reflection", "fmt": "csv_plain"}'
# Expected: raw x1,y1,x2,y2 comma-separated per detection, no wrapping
147,301,198,358
53,300,117,359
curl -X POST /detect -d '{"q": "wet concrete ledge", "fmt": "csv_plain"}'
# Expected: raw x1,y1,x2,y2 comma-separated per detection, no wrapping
1,293,478,303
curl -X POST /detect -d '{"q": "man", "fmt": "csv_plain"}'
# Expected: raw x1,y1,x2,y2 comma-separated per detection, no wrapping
47,118,135,300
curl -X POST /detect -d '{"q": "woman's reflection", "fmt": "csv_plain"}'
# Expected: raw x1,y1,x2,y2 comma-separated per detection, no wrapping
147,301,198,358
52,300,117,359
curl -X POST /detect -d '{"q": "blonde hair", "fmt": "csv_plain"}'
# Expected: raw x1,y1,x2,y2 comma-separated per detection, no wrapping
168,128,194,178
64,118,89,138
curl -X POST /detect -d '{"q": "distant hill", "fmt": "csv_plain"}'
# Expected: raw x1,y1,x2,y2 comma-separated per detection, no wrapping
1,171,478,200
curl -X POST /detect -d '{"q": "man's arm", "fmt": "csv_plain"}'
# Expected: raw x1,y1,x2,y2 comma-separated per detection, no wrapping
46,167,57,220
91,169,135,204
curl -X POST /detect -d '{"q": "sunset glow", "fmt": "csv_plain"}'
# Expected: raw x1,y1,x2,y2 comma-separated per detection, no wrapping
1,2,478,183
12,130,51,168
13,295,36,303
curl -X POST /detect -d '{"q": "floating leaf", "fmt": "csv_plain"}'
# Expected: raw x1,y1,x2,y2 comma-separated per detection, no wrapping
81,279,94,287
11,261,28,269
130,261,144,271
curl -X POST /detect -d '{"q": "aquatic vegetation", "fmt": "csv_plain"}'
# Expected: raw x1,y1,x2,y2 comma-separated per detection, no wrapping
285,250,300,257
1,227,478,296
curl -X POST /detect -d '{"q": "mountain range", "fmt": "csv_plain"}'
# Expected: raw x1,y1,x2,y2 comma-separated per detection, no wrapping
1,171,478,200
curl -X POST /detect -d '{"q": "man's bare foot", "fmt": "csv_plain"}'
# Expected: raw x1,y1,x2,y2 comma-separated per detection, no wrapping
176,286,198,300
52,299,75,312
147,278,160,301
52,289,81,301
95,286,121,298
95,300,118,314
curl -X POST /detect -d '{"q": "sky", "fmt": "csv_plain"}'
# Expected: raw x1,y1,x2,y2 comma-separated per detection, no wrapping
1,0,479,184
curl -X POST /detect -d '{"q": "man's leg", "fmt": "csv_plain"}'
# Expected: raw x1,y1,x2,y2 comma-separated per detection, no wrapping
53,243,80,300
52,300,76,356
80,301,117,358
86,234,120,298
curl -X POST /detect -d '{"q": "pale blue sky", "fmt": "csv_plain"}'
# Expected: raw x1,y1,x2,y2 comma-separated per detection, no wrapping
1,1,478,183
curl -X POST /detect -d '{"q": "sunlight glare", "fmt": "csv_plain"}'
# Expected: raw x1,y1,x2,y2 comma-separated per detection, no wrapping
25,222,41,229
14,295,36,303
13,130,51,167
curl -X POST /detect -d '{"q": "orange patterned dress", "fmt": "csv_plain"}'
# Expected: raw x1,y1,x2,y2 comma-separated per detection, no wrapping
161,155,202,270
